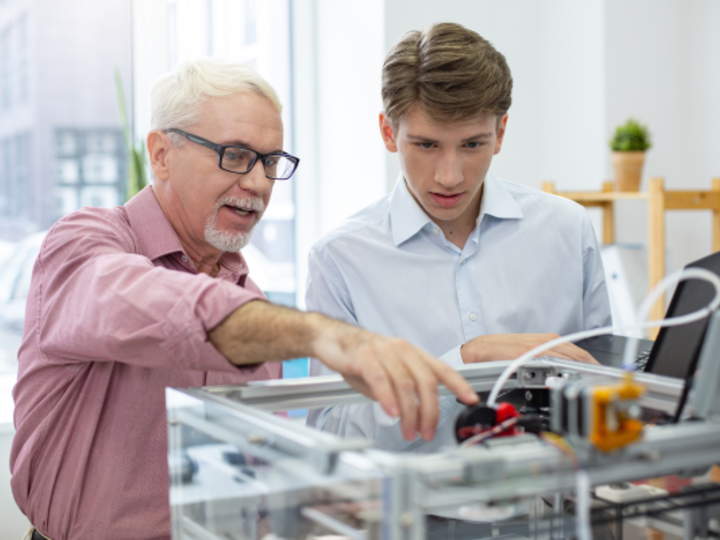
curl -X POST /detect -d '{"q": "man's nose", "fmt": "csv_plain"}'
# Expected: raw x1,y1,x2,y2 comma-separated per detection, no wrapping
434,150,463,187
238,159,275,195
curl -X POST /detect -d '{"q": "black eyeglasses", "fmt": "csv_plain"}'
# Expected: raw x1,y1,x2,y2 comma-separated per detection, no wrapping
165,128,300,180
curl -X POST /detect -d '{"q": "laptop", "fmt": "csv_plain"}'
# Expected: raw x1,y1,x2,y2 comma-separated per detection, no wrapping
576,250,720,380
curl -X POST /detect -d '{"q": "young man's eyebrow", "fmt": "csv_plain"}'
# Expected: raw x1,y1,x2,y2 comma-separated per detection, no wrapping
405,134,439,143
405,132,494,143
461,132,494,142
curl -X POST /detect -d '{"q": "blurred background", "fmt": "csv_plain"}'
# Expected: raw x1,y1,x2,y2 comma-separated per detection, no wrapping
0,0,719,534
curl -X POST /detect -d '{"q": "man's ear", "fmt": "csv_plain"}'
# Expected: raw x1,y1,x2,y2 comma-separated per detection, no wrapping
147,130,172,182
494,114,509,155
379,112,399,153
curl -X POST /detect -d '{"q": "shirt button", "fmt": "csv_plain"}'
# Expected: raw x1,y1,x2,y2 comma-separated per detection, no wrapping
469,312,477,321
181,255,189,263
433,228,439,235
460,259,466,265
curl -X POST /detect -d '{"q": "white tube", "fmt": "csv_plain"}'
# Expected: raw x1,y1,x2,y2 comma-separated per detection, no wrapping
486,267,720,407
620,267,720,369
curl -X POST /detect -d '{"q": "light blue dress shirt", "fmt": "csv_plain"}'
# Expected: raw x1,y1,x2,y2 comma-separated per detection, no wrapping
306,173,611,451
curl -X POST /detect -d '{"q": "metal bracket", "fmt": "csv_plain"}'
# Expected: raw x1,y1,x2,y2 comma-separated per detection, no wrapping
517,362,559,388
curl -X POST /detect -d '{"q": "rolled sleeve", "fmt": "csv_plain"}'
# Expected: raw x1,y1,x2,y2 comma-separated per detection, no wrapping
36,211,265,373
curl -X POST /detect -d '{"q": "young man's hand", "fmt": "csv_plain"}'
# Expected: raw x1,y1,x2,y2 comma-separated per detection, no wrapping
209,301,478,442
460,333,598,365
312,321,479,441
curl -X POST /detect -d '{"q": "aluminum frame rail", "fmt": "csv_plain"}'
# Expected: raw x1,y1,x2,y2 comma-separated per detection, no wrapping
168,358,716,540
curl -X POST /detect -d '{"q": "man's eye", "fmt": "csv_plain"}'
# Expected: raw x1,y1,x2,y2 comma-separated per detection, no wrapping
263,156,280,166
418,142,434,149
465,141,484,149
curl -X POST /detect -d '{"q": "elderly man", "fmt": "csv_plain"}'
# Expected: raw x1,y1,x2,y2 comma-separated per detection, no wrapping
11,58,476,540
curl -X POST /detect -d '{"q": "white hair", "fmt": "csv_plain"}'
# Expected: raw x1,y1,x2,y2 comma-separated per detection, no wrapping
150,57,282,132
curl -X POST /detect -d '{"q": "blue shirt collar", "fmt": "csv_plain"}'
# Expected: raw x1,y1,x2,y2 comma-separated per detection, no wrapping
389,172,524,246
389,176,433,246
480,171,525,221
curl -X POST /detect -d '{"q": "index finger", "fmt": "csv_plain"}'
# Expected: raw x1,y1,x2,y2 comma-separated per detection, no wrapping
424,353,478,405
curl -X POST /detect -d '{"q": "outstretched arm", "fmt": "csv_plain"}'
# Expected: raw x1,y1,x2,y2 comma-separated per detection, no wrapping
209,300,479,441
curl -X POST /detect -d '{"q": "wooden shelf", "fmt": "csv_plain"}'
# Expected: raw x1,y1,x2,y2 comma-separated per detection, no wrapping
543,177,720,338
549,191,650,202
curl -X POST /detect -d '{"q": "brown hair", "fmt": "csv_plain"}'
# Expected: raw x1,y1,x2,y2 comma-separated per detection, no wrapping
382,23,512,126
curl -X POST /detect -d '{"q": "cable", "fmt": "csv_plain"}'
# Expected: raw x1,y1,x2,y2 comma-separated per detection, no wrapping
459,417,518,448
479,268,720,540
620,267,720,369
486,267,720,407
540,432,584,470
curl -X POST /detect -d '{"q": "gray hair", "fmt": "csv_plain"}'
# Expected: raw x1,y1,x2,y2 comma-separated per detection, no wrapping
150,57,282,132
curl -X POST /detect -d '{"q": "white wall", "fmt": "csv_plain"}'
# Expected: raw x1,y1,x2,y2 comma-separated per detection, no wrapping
292,0,386,307
131,1,720,304
377,0,720,277
605,0,720,272
295,0,610,304
383,0,607,192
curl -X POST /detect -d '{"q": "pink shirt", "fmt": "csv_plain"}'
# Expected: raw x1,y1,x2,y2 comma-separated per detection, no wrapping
11,187,281,540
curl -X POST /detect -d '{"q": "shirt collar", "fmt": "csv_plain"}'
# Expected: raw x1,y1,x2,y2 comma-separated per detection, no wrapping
389,175,434,246
389,172,524,246
124,186,249,276
479,172,524,221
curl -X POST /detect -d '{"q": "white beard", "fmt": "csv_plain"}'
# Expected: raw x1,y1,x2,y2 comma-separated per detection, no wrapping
204,195,265,252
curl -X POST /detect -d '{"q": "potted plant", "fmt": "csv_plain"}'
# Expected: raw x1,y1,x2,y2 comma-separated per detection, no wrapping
115,69,148,202
609,119,652,192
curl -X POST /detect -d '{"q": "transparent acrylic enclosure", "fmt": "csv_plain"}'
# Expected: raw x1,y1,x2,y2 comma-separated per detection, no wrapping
167,361,720,540
167,384,387,540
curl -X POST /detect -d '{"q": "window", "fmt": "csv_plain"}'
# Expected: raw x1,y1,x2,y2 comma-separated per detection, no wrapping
0,3,131,237
0,132,32,220
134,0,301,376
56,131,78,156
0,25,11,111
0,1,132,387
16,12,27,104
15,132,30,218
134,0,296,307
243,0,256,46
54,129,125,219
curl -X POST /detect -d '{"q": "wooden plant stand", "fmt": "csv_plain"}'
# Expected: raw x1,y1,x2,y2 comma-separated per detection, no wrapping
542,177,720,338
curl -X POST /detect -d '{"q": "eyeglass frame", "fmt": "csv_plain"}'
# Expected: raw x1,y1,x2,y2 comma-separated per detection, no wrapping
164,128,300,180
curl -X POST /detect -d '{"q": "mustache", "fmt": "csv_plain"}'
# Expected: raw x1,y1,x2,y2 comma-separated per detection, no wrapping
215,195,266,213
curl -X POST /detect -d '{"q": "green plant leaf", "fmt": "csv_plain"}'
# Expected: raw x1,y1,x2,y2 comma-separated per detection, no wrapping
609,118,652,152
115,68,148,202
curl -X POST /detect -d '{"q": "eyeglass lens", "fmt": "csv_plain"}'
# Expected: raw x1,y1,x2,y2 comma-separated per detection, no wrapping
221,147,295,179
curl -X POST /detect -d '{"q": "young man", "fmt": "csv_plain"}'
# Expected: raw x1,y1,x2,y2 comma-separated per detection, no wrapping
306,23,610,450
